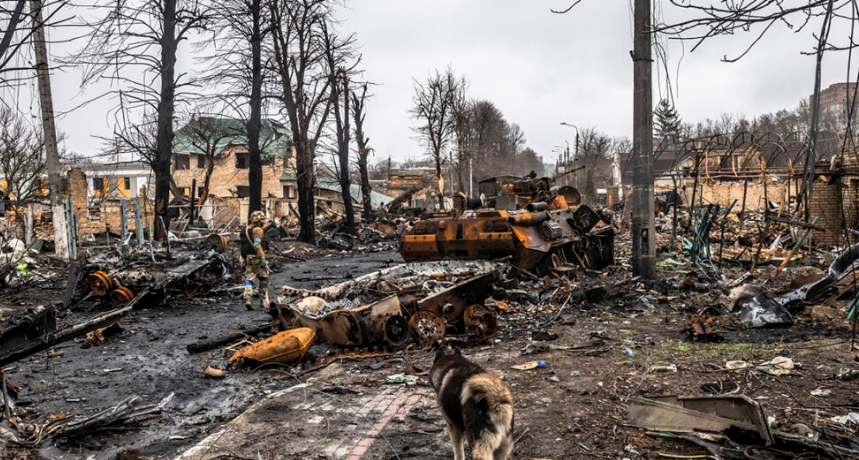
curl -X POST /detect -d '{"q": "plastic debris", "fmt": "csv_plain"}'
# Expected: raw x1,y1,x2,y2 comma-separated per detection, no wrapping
384,373,418,385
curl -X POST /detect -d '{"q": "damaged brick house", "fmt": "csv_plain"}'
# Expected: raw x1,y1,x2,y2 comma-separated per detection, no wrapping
170,117,295,226
171,116,392,226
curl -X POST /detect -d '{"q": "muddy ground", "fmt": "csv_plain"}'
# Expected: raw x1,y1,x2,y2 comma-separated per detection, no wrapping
3,247,859,460
4,250,398,460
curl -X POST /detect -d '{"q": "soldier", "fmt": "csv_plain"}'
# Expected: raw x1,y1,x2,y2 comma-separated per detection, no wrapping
241,210,271,311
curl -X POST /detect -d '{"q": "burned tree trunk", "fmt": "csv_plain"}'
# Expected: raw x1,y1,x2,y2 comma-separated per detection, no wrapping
247,0,263,216
296,141,315,243
352,84,372,218
358,147,371,216
335,73,354,234
154,0,178,241
435,161,444,211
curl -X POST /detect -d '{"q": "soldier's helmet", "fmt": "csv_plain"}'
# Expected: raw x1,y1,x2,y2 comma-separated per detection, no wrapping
249,211,267,225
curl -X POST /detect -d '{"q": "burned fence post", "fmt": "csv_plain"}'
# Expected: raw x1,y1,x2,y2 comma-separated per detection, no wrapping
670,174,679,251
120,198,128,242
190,178,197,222
64,197,77,260
134,197,145,246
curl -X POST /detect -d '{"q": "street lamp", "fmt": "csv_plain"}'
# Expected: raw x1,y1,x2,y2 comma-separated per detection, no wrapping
559,122,579,161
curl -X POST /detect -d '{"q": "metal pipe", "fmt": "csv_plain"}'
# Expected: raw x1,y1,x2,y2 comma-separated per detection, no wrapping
526,202,549,212
509,211,550,226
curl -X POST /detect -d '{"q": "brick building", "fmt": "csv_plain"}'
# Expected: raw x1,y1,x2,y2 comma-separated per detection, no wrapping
811,82,859,114
66,166,153,238
810,156,859,248
80,161,153,200
171,117,296,223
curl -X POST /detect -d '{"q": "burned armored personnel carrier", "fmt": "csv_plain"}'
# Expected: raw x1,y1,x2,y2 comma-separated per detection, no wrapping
400,171,616,274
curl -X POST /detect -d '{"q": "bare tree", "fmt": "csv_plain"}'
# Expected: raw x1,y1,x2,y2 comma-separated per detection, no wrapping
72,0,210,240
322,22,358,234
181,113,231,204
410,67,464,210
448,99,542,183
269,0,335,244
351,83,373,217
576,127,615,190
451,90,472,193
654,0,857,218
0,106,44,243
199,0,273,218
1,0,68,86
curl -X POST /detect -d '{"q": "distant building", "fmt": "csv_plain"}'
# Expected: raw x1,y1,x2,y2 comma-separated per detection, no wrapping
811,82,859,114
79,160,152,201
388,167,436,192
172,116,294,200
279,175,394,215
171,116,295,222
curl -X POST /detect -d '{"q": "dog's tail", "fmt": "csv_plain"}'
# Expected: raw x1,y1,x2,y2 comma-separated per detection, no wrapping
462,373,514,432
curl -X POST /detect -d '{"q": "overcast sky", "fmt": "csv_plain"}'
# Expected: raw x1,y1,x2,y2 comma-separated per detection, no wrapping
21,1,859,166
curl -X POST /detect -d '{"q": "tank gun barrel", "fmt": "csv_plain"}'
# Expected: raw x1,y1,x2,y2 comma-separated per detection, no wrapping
551,165,585,181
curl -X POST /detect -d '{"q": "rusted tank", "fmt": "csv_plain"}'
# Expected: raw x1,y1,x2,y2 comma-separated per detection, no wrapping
400,203,615,274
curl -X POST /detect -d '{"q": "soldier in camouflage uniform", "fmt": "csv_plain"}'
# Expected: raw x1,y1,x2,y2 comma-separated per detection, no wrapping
240,211,271,311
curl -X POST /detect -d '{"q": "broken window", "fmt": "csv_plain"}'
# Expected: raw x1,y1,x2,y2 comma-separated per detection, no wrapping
92,177,107,195
175,154,190,170
235,185,250,198
236,152,249,169
197,155,206,169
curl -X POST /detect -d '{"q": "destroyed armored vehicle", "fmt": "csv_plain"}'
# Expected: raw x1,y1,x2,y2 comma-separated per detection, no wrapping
400,205,614,274
401,171,615,274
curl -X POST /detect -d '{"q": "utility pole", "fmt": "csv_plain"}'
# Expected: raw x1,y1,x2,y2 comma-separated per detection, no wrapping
31,0,69,259
631,0,656,278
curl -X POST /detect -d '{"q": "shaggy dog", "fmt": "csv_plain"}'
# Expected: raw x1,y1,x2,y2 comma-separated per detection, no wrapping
429,346,514,460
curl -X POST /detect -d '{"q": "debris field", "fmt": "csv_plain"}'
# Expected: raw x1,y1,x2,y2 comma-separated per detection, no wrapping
2,178,859,460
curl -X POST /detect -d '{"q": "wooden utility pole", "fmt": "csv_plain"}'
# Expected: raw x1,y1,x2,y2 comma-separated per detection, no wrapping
631,0,656,278
31,0,69,259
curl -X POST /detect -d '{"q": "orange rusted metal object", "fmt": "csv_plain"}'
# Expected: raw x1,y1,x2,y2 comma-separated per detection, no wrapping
408,309,446,346
463,304,497,344
109,286,134,307
88,271,114,296
401,204,615,274
206,234,228,254
229,327,315,366
287,296,409,348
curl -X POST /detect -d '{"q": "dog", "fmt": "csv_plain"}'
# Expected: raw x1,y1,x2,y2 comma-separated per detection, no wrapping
429,346,514,460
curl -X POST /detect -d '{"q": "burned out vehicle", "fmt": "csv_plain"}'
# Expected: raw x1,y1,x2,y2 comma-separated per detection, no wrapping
401,171,616,274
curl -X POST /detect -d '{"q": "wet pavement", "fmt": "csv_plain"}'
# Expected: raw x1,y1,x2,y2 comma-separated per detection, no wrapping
11,249,403,460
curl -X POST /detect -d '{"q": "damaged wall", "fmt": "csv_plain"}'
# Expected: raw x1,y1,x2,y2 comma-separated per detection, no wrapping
810,171,859,248
3,167,155,241
68,167,154,237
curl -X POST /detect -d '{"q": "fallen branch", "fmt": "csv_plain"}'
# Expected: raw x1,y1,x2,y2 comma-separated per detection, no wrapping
0,291,146,368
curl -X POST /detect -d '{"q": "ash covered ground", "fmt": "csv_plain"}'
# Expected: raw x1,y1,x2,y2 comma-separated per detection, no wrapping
2,245,859,460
